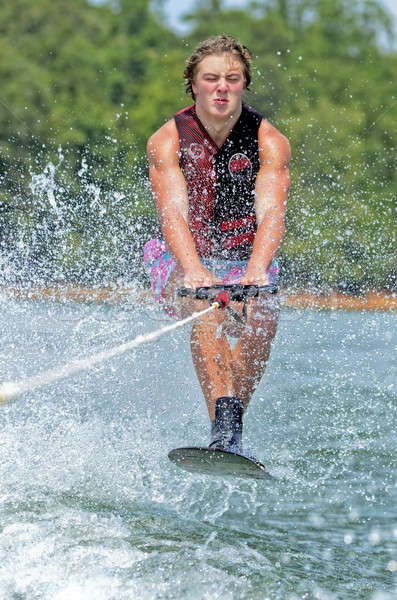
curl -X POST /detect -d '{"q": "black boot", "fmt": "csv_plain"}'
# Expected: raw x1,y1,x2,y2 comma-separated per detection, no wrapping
209,396,243,453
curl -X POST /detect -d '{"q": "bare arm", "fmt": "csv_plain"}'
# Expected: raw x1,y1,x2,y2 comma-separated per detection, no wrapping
147,120,220,287
240,120,291,285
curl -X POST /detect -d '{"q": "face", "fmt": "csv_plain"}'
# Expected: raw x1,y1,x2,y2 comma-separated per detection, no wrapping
192,53,246,119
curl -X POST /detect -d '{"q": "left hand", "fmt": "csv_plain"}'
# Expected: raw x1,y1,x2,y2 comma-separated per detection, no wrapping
239,267,270,286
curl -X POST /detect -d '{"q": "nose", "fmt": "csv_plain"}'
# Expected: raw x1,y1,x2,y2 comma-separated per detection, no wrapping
217,77,228,92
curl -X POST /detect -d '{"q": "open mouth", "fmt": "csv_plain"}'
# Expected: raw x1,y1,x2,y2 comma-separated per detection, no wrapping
214,98,228,105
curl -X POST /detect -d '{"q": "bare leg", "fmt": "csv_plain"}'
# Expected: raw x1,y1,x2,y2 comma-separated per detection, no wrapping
162,264,235,421
231,296,280,409
190,314,234,421
161,264,278,421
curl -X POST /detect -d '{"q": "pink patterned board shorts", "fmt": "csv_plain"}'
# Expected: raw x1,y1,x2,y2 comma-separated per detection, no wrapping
143,238,279,317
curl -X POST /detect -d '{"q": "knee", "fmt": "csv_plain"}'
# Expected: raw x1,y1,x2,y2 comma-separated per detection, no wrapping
247,299,279,334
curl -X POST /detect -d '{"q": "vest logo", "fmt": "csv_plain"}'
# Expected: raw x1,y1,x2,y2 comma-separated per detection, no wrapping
228,153,252,178
188,143,205,160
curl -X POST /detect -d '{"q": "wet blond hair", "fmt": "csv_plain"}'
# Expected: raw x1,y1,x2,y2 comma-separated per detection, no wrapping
184,35,252,100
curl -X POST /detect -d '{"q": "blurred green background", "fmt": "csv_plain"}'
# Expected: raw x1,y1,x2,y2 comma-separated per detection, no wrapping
0,0,395,291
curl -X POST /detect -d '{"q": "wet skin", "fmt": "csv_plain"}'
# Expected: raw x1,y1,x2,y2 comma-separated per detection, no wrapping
162,265,279,421
147,52,290,423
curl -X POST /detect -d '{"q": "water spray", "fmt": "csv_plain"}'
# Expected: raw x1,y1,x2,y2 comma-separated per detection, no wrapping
0,284,276,405
0,302,219,405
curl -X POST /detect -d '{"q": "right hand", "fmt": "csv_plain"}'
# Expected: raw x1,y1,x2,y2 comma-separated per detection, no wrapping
183,266,222,289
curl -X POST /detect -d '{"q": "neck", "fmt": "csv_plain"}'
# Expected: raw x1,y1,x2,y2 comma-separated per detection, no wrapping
195,103,242,146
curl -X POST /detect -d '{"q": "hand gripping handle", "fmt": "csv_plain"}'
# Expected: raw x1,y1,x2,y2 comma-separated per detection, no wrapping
177,283,278,302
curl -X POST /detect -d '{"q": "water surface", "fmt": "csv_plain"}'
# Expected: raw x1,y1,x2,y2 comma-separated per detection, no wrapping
0,295,396,599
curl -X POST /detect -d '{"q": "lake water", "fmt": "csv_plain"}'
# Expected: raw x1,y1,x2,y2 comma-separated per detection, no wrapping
0,294,396,599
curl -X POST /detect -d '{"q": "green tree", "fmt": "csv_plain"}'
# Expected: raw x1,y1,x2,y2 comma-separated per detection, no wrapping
0,0,395,289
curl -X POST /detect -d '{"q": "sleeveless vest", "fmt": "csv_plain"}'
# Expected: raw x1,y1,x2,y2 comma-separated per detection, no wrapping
174,103,262,260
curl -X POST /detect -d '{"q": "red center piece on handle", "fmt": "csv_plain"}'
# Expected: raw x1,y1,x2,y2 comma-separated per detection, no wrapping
213,291,230,309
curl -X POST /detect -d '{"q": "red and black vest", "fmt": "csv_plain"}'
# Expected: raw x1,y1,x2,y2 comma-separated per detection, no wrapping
174,103,262,260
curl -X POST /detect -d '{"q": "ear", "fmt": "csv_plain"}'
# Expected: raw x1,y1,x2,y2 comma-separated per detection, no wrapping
192,81,198,96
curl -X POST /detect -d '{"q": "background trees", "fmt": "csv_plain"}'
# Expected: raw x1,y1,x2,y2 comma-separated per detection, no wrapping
0,0,395,289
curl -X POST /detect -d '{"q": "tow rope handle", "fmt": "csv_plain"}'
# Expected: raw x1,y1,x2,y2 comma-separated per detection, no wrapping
177,287,231,309
177,284,278,303
212,291,230,309
177,284,278,322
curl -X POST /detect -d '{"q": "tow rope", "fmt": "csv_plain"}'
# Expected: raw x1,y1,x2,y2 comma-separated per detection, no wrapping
0,284,277,405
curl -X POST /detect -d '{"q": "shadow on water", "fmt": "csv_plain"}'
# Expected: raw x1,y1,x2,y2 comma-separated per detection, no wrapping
0,296,396,599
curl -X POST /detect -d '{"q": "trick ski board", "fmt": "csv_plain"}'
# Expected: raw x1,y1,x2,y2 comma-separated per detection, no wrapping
168,446,273,480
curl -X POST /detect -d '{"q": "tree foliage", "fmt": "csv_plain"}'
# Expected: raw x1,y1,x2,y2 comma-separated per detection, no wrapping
0,0,395,289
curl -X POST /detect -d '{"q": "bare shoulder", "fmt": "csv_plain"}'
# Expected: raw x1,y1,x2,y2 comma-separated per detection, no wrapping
147,119,180,167
258,119,291,166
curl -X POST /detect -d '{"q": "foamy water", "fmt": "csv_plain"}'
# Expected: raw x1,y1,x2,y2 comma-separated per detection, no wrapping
0,295,396,599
